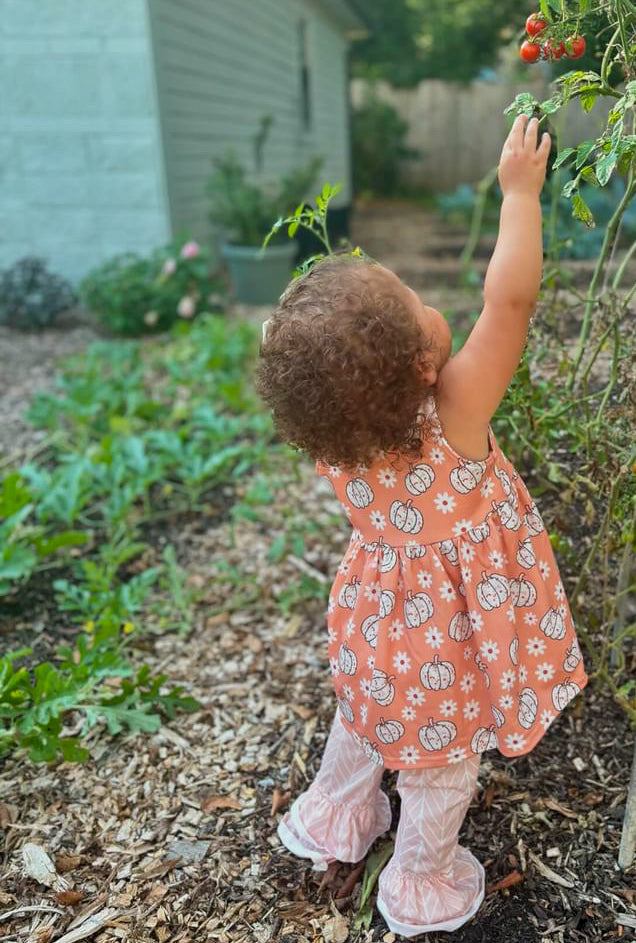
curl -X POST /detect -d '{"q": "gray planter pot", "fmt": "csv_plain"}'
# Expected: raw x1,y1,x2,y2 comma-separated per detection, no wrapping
221,242,297,305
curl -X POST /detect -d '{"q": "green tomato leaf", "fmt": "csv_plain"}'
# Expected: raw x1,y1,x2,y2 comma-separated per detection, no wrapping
580,91,598,113
287,220,299,238
575,140,597,168
572,193,595,228
562,178,579,198
595,150,619,186
552,147,576,170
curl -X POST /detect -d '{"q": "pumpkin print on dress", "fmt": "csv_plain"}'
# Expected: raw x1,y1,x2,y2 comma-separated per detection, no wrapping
315,392,588,769
468,519,490,543
370,668,396,706
449,459,486,494
516,537,536,569
540,606,566,640
552,680,581,711
404,590,434,627
346,477,374,509
338,643,357,676
525,501,545,535
389,498,424,534
420,654,456,691
375,717,406,744
448,610,473,642
361,736,384,766
338,576,360,609
518,686,538,729
405,463,436,496
361,613,379,649
563,641,582,672
476,571,510,610
439,539,460,566
471,724,498,754
419,717,457,752
338,697,354,724
510,573,537,608
492,498,522,531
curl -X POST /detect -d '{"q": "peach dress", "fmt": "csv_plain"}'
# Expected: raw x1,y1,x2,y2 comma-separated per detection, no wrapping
316,395,589,770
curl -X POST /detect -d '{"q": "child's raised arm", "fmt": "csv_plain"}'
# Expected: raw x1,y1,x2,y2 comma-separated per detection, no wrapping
438,114,551,428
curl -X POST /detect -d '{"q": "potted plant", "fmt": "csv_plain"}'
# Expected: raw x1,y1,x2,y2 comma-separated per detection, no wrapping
207,151,322,305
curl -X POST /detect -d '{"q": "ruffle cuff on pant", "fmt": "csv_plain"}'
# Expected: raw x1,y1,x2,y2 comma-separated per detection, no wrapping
376,846,485,936
277,785,392,872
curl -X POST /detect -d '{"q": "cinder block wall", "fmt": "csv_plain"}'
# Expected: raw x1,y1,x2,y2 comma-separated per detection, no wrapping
0,0,171,284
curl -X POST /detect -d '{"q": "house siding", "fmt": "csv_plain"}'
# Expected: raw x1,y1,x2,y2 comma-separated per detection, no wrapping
147,0,352,248
0,0,171,283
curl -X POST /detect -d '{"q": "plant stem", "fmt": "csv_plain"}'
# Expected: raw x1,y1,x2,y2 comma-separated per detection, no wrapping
566,168,636,392
459,165,498,281
612,238,636,290
619,735,636,868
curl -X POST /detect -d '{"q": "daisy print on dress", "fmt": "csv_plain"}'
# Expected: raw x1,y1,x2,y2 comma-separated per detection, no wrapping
449,459,487,494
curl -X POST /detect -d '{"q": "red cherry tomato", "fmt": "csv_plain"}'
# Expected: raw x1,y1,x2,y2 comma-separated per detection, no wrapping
544,39,566,60
520,40,541,63
526,13,547,37
566,35,586,58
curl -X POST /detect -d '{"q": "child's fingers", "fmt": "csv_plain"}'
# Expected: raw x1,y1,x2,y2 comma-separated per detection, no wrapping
524,116,540,151
538,131,551,161
507,113,528,150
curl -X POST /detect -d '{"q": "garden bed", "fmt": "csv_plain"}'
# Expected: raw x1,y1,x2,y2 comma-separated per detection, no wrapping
0,201,634,942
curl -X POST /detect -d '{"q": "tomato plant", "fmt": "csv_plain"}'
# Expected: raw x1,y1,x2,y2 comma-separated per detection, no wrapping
526,12,548,35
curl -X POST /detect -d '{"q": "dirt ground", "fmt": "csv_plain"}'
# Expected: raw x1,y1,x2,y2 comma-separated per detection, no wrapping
1,202,635,943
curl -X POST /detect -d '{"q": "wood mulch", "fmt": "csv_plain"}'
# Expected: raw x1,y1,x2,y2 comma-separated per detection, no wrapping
1,203,635,943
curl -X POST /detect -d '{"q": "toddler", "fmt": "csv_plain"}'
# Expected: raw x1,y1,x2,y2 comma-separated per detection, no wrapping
255,115,589,936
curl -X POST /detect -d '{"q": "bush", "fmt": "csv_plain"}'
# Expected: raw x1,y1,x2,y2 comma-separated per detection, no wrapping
351,89,418,196
0,257,76,330
207,151,323,246
80,239,224,336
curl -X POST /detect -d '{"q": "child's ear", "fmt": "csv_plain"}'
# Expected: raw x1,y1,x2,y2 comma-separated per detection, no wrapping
416,355,438,387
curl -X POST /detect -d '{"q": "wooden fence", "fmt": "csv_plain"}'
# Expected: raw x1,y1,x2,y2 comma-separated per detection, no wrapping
351,74,614,192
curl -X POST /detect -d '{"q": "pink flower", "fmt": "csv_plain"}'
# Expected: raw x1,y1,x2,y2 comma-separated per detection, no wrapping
177,296,196,318
162,258,177,276
180,240,200,259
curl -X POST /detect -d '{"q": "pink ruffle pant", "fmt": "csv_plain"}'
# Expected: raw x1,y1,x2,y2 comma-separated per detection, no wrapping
277,706,485,937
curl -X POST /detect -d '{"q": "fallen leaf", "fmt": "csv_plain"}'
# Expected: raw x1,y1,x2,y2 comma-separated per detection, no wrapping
55,890,85,906
270,787,290,816
486,870,524,894
528,851,575,888
56,854,82,874
205,612,229,628
291,705,313,720
542,798,578,819
322,908,349,942
201,794,242,812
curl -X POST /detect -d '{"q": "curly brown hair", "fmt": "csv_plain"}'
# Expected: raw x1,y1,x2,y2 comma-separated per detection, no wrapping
254,256,441,472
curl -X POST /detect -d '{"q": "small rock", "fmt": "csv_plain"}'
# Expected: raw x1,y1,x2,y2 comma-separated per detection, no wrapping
165,839,210,864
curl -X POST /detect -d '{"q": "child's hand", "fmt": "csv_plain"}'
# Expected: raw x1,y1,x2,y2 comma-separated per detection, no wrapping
498,114,551,199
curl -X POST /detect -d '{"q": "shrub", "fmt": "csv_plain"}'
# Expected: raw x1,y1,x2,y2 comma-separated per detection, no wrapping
80,239,224,337
0,257,76,330
207,151,323,246
351,89,418,196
